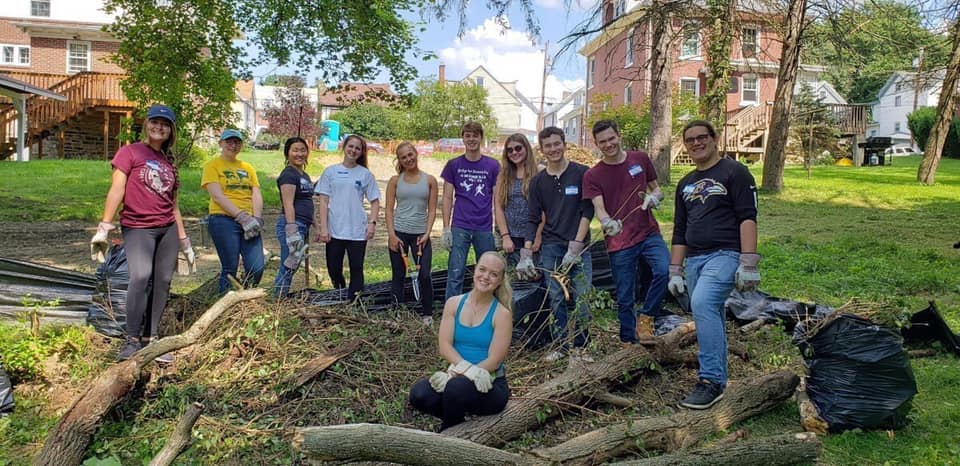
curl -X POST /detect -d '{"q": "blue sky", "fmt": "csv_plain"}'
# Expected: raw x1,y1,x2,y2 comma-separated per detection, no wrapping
251,0,596,101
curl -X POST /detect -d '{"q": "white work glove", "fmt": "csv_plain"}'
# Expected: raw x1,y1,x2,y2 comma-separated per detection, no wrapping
463,364,493,393
447,360,472,376
429,371,451,392
284,243,308,270
641,187,664,210
235,212,262,240
516,248,537,281
736,253,761,292
668,264,686,297
560,240,585,274
285,223,304,251
441,228,453,251
179,237,195,268
90,221,115,263
600,217,622,237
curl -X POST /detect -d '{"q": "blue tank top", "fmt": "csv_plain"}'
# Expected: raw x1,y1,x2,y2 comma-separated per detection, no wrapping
453,293,501,367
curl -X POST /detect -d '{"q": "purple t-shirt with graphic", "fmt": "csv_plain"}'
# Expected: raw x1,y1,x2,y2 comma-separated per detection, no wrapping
440,154,500,231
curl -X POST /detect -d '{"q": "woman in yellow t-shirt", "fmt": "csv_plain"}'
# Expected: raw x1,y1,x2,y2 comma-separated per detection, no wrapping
201,129,264,294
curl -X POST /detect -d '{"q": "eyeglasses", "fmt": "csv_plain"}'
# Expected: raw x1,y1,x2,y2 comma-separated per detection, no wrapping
683,134,711,145
505,145,524,154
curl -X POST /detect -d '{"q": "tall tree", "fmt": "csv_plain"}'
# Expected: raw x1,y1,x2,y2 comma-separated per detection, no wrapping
647,0,674,182
918,17,960,185
701,0,737,127
407,80,497,140
262,76,319,142
761,0,808,193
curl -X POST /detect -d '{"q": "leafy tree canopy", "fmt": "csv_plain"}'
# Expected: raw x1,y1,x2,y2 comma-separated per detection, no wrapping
586,88,699,151
329,103,407,141
263,77,319,142
406,80,498,140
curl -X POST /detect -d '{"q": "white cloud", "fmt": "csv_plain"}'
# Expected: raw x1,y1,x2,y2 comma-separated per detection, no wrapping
535,0,596,11
439,18,584,102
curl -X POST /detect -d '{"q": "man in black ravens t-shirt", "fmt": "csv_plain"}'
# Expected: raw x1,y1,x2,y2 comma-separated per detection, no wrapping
669,120,760,410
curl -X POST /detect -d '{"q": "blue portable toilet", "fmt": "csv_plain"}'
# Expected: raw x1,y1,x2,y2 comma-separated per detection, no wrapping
319,120,340,151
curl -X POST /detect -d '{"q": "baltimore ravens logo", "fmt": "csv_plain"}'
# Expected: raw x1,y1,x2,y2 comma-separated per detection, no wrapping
683,178,727,203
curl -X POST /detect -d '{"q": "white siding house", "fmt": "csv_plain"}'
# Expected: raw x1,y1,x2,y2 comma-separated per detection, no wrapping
871,71,944,149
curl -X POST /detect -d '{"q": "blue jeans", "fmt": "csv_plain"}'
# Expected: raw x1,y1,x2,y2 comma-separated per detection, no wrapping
208,214,265,294
272,217,310,297
445,227,496,300
608,234,671,343
685,249,739,387
540,242,592,349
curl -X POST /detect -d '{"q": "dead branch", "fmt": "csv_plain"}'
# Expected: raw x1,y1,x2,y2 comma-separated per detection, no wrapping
591,391,638,408
609,432,821,466
282,338,361,395
148,402,204,466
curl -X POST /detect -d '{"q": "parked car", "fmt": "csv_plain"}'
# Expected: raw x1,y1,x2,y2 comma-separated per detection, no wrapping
437,138,466,153
884,146,917,157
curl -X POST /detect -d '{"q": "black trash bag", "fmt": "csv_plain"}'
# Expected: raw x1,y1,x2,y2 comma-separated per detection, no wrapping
0,362,13,416
511,278,551,350
901,301,960,356
724,288,828,330
87,244,139,338
0,257,95,325
795,313,917,432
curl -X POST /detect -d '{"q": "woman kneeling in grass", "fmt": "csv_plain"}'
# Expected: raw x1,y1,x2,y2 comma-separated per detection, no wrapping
408,251,513,431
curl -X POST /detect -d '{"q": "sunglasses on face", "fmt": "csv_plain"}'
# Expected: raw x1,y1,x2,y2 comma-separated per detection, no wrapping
506,145,524,154
683,134,711,145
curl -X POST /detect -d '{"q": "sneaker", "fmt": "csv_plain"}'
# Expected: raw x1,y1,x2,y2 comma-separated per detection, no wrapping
543,349,566,362
570,347,595,363
116,337,142,362
421,316,434,326
679,379,725,409
143,337,174,365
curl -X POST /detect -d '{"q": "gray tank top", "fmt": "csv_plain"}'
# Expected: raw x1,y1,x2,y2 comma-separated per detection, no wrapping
394,172,429,234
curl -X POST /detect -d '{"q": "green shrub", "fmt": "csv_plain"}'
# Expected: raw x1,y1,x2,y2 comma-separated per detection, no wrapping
907,106,960,158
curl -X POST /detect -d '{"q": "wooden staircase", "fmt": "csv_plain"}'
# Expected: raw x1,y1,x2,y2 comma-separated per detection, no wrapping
0,72,135,159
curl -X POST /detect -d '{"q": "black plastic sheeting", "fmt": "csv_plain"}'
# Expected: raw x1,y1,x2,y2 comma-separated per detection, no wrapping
0,257,95,325
795,313,918,432
0,363,13,416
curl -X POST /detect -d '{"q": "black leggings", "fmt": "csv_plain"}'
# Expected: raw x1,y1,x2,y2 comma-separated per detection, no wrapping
122,224,178,339
325,238,367,301
388,231,434,316
409,376,510,431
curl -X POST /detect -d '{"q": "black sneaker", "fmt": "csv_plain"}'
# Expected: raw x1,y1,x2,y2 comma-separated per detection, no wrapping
679,379,724,409
116,337,142,362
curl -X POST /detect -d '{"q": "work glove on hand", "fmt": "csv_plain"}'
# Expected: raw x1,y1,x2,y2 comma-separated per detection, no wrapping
447,360,472,376
516,248,537,281
463,364,493,393
285,223,304,252
429,371,451,393
735,253,761,291
235,212,262,240
560,240,585,274
179,237,195,268
90,222,115,263
667,264,686,297
600,217,622,237
441,228,453,251
284,243,308,270
641,187,664,210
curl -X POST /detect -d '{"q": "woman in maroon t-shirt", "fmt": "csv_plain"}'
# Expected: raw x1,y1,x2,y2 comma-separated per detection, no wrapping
90,104,194,363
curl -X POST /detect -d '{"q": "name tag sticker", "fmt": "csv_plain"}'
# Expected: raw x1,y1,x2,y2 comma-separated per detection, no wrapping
564,185,579,196
628,164,643,177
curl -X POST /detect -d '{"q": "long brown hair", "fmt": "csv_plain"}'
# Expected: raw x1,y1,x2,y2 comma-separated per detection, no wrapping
495,133,537,208
343,134,369,168
394,141,417,173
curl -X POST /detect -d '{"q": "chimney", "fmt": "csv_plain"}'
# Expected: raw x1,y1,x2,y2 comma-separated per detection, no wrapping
439,63,446,87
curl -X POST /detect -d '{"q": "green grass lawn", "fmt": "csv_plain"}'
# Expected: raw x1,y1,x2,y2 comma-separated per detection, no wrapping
1,154,959,464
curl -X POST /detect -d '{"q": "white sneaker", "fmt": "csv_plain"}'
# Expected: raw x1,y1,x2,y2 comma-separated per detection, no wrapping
543,349,566,362
571,348,595,363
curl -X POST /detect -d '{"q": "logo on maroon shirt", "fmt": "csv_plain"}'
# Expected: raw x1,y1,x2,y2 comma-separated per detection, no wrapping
683,178,727,204
140,159,175,196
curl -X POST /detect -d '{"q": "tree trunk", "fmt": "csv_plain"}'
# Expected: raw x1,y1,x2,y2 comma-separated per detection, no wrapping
148,402,204,466
648,0,673,183
609,432,821,466
760,0,807,193
918,18,960,185
34,289,266,466
532,371,800,464
702,0,737,128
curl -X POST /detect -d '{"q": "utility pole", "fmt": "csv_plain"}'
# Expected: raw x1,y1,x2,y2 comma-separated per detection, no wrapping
538,41,550,132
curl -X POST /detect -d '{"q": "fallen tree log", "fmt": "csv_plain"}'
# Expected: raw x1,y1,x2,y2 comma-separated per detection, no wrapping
148,402,204,466
531,370,800,465
34,289,266,466
293,423,530,465
609,432,820,466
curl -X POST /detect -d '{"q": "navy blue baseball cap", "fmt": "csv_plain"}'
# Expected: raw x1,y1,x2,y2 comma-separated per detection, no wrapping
220,129,244,141
145,104,176,124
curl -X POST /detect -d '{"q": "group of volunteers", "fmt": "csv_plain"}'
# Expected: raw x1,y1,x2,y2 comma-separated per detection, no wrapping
89,103,760,431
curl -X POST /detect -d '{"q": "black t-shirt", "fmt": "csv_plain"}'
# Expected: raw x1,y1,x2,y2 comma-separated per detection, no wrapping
526,161,594,245
276,165,315,226
672,158,757,257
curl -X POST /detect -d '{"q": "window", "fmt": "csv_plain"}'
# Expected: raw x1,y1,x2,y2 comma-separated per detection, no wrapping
742,74,758,103
0,44,30,66
895,81,903,92
574,93,583,106
742,27,758,59
67,41,91,73
895,95,902,107
587,57,595,88
31,0,50,17
625,28,634,66
729,76,739,93
625,83,633,104
894,121,901,132
680,77,699,96
614,0,625,17
680,30,700,58
475,77,484,88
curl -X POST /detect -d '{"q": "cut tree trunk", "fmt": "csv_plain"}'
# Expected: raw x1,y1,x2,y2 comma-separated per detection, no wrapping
148,402,204,466
608,432,821,466
34,289,266,466
531,370,800,465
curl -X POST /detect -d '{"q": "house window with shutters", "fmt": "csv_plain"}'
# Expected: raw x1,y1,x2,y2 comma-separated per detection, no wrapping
31,0,50,17
67,41,91,73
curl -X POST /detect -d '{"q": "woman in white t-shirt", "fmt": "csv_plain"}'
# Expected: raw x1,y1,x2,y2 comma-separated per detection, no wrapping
314,135,381,302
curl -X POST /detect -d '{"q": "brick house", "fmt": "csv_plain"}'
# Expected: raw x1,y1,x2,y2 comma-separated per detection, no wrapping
0,0,136,159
